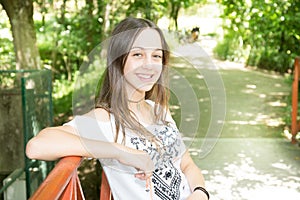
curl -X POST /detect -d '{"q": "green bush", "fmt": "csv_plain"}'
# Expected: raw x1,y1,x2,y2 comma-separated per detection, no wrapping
213,32,249,63
257,51,293,73
217,0,300,73
52,75,74,125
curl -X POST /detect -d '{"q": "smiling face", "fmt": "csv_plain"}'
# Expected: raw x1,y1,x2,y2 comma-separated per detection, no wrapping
123,28,163,97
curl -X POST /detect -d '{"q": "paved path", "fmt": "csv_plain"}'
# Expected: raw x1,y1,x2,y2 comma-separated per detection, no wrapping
177,38,300,200
191,138,300,200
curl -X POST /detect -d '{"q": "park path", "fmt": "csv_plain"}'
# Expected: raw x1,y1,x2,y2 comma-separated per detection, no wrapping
176,38,300,200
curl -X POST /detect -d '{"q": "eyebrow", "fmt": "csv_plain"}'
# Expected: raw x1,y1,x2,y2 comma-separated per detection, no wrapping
131,47,163,51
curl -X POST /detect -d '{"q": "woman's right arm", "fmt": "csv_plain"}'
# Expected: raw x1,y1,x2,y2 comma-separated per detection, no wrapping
26,126,154,174
26,125,117,161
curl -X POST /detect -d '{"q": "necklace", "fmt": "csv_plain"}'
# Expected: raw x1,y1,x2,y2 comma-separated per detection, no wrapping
128,97,144,103
128,97,144,111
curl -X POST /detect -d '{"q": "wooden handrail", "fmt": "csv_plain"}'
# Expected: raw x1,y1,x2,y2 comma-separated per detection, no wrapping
291,57,300,144
29,156,113,200
30,156,84,200
100,171,113,200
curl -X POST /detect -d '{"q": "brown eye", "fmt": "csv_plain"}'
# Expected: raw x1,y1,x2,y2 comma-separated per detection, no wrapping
133,53,142,57
153,51,163,60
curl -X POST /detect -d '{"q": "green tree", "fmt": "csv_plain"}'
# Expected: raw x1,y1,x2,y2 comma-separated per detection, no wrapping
216,0,300,72
0,0,41,69
124,0,205,30
168,0,206,30
125,0,167,22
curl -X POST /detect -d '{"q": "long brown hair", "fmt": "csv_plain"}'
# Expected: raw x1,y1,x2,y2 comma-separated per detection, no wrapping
96,18,170,143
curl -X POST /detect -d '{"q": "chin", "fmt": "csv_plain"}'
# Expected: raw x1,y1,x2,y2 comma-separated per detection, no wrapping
136,83,156,92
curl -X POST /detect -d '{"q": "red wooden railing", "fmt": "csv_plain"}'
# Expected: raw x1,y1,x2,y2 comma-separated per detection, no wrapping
30,156,113,200
100,170,113,200
291,57,300,144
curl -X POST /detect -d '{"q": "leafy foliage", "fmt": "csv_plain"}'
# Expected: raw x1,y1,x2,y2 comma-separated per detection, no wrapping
0,10,15,70
0,38,15,70
215,0,300,73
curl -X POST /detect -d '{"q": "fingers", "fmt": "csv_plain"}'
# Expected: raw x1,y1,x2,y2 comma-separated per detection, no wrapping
119,146,155,173
134,173,147,180
134,170,152,180
134,171,152,193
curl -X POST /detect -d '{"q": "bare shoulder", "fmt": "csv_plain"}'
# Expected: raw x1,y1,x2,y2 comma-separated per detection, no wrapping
84,107,111,122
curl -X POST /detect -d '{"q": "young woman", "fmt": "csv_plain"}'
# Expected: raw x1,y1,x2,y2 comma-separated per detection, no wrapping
26,17,209,200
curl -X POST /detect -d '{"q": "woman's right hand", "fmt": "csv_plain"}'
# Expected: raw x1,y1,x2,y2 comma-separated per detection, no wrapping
115,144,154,179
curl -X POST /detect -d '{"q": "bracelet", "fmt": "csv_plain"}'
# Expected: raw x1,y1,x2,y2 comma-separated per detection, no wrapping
193,186,210,200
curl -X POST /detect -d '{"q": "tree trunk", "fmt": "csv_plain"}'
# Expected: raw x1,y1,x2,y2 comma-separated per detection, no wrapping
169,2,181,31
102,0,111,36
0,0,41,69
86,0,94,51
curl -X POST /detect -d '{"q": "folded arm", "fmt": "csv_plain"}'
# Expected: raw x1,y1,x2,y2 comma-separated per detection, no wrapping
26,125,154,174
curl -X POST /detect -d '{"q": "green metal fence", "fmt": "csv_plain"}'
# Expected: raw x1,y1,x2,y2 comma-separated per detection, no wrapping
0,69,54,199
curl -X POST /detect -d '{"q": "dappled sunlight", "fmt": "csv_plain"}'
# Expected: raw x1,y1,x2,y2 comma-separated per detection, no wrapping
191,139,300,200
169,105,180,110
245,84,256,89
199,97,210,102
220,68,290,134
271,162,292,170
189,147,202,157
265,118,284,127
168,43,299,199
169,37,290,138
251,70,285,80
241,89,255,94
227,120,258,125
196,74,204,79
227,110,285,128
213,59,247,70
206,160,300,200
227,118,284,127
172,74,181,79
258,93,266,98
269,91,288,96
175,37,297,199
170,61,188,68
274,83,282,87
185,116,196,122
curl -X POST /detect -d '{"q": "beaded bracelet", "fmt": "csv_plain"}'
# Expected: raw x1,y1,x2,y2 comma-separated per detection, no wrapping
193,186,210,200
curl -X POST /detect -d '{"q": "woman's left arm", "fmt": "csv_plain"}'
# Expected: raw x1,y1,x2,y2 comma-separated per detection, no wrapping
180,151,209,200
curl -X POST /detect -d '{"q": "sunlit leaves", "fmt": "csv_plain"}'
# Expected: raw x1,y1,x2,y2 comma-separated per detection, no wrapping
216,0,300,72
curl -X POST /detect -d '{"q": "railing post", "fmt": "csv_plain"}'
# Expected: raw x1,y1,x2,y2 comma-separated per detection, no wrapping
100,171,113,200
29,156,84,200
291,57,299,144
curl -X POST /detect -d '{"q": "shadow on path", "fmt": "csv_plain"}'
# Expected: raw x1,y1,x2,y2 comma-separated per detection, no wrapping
191,138,300,200
176,38,300,200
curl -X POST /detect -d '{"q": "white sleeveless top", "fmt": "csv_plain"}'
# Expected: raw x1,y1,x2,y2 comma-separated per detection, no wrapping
64,101,191,200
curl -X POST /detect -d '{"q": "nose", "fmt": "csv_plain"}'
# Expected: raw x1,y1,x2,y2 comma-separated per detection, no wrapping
142,53,153,68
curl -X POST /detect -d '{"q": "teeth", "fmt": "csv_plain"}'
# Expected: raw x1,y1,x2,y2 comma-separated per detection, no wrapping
137,74,152,79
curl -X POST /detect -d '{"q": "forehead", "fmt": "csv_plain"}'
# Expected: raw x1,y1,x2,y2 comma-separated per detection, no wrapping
132,28,162,49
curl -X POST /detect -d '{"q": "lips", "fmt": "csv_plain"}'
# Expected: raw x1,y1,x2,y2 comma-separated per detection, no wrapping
136,73,154,81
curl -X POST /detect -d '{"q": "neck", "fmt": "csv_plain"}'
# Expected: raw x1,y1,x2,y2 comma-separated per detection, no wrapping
128,92,146,112
127,90,145,103
128,96,144,103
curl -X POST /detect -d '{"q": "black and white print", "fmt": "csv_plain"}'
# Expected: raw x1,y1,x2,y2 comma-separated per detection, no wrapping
129,123,185,200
